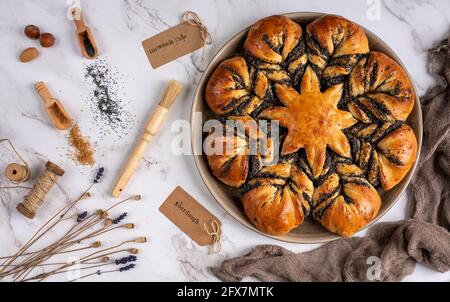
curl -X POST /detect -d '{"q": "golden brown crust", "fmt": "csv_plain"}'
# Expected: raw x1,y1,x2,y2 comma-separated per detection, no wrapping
306,15,369,81
345,122,418,191
377,124,417,190
260,67,356,178
312,164,381,237
348,51,415,122
205,56,268,116
318,184,381,237
242,163,313,235
204,117,275,188
205,57,251,115
205,129,249,188
244,15,302,64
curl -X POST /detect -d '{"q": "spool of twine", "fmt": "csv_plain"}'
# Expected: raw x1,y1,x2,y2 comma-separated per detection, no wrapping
16,161,65,219
0,138,30,185
5,163,30,183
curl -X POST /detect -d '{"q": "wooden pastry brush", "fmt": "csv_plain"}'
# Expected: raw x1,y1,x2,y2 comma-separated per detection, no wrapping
111,80,183,197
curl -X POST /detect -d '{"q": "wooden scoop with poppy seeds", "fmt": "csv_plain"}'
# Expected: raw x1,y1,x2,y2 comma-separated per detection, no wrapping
72,9,99,59
35,82,73,130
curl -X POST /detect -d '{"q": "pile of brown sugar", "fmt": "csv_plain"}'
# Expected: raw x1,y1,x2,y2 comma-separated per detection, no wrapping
68,124,95,166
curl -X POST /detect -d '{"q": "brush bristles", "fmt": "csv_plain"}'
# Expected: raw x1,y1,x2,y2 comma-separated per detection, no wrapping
158,80,183,109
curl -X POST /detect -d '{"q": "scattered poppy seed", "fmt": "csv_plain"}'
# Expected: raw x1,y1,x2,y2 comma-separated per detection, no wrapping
83,58,134,140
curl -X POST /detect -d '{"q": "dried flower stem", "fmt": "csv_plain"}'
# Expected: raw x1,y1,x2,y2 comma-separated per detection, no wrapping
0,186,93,277
0,244,97,260
4,212,105,279
25,241,139,282
10,218,109,281
48,262,112,277
21,221,139,281
10,207,111,269
0,187,142,282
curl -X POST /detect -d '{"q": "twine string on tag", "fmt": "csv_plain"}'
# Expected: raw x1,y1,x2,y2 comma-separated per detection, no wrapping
203,219,221,254
182,11,212,62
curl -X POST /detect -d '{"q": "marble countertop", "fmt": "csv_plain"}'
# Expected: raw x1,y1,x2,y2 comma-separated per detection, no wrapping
1,0,449,282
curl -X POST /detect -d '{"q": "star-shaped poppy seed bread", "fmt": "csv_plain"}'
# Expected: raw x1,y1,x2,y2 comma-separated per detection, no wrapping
260,67,357,177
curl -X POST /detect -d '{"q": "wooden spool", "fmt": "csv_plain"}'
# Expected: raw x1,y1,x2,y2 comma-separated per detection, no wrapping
5,163,30,183
16,161,65,219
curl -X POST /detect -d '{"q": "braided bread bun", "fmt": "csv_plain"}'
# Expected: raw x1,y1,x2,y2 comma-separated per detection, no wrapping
204,116,274,187
348,52,415,122
306,15,369,85
312,160,381,237
243,162,312,235
204,15,417,237
205,57,266,116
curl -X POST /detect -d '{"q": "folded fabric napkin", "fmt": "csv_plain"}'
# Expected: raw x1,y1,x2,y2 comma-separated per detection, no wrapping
212,32,450,282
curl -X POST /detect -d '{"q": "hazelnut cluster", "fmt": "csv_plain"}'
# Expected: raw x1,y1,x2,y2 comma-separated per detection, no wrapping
20,24,56,62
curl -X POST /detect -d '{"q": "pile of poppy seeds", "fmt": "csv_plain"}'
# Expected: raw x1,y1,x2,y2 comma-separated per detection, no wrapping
83,58,134,140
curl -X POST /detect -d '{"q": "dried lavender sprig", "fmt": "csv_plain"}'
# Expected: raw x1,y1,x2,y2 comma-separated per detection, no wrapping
77,211,88,223
115,255,137,265
93,167,104,183
69,263,136,282
119,263,135,272
112,213,127,224
2,194,142,281
10,207,118,280
22,239,143,282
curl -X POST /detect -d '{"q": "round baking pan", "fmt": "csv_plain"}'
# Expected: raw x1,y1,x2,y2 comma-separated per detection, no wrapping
191,12,423,243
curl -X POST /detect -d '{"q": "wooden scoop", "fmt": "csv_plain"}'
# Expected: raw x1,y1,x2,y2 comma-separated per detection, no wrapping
35,82,73,130
73,10,99,59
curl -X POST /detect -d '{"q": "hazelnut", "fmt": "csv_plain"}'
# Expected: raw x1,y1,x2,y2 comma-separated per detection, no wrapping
19,47,39,63
24,25,40,39
40,33,55,48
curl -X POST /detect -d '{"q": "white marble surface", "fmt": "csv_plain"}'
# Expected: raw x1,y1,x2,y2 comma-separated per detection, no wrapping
0,0,449,282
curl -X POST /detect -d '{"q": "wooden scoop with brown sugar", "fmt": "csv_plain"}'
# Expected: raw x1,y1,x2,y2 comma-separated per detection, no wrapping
35,82,73,130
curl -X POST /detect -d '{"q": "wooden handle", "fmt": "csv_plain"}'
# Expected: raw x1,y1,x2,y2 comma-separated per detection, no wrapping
35,82,53,104
111,81,183,197
111,107,169,197
73,11,86,30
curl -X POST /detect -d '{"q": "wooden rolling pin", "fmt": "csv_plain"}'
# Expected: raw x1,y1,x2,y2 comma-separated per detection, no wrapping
111,80,183,197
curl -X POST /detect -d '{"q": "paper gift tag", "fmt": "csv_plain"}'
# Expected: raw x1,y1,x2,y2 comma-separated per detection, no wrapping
159,186,221,246
142,22,205,69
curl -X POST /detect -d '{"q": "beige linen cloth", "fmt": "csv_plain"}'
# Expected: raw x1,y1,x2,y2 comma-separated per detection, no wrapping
212,33,450,282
